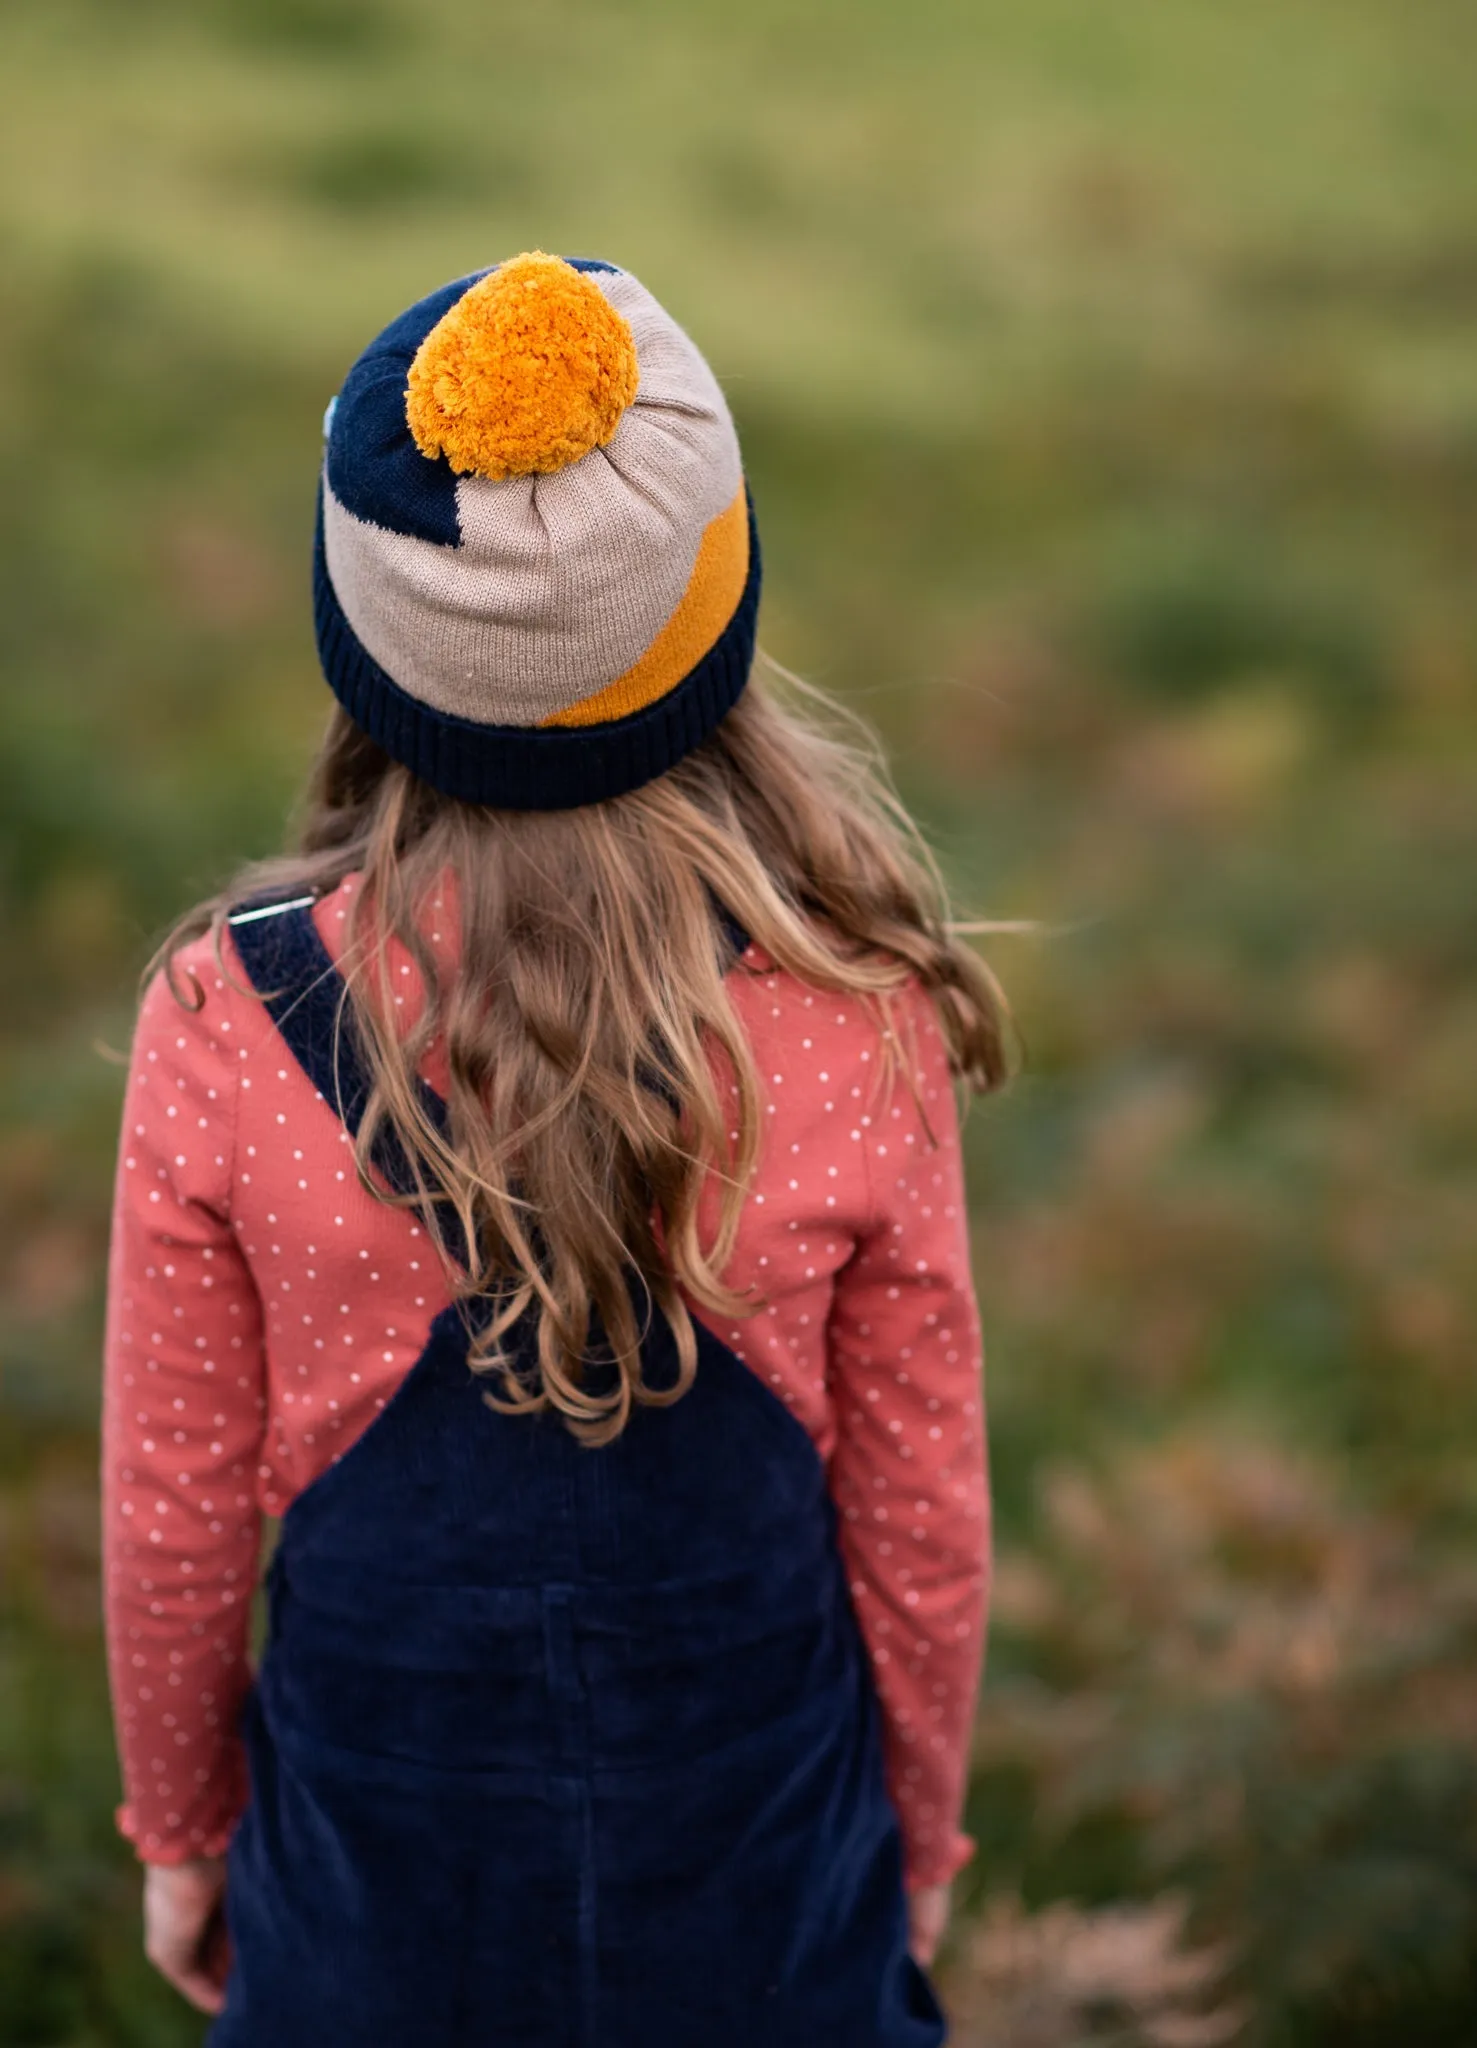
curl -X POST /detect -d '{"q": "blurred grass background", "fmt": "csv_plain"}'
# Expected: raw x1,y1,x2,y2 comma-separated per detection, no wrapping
2,1,1476,2041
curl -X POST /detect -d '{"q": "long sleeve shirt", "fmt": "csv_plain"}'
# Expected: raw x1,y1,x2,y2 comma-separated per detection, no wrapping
100,872,991,1891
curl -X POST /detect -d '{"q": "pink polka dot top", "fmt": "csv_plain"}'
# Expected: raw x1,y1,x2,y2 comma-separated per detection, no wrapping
100,871,992,1893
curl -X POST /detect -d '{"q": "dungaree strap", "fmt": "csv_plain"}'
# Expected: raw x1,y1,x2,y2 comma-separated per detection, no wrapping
225,890,472,1269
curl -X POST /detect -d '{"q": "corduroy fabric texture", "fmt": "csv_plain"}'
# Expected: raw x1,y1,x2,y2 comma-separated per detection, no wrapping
314,254,761,809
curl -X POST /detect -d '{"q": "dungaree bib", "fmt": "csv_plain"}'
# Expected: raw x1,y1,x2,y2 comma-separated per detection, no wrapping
213,894,948,2047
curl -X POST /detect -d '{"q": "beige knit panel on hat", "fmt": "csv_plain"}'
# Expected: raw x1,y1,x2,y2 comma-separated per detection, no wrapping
321,269,744,730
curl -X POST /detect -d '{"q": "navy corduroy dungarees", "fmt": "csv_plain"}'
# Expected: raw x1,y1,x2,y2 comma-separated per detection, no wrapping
213,896,948,2047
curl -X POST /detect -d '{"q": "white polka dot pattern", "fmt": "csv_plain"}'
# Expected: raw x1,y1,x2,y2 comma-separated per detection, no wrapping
100,873,991,1890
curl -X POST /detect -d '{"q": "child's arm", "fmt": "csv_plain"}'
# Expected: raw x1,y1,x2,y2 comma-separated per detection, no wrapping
100,941,267,1864
825,977,991,1897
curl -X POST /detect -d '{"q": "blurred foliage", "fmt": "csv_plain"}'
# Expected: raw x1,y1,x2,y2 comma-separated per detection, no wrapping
1,0,1475,2041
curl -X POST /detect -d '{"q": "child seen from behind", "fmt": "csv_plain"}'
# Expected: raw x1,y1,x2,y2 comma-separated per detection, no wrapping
101,252,1007,2044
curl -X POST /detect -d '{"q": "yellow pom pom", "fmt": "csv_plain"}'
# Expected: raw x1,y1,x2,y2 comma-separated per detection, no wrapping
404,252,640,481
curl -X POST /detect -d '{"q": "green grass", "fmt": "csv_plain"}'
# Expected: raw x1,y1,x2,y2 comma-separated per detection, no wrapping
2,1,1476,2040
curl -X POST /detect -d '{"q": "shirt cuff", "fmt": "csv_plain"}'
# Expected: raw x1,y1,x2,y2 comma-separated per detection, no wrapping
903,1827,976,1894
115,1797,242,1867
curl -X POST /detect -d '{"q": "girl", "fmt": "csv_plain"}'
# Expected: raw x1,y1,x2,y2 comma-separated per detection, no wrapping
101,251,1006,2044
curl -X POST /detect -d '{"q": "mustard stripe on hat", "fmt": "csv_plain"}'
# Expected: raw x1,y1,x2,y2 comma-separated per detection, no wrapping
314,253,760,809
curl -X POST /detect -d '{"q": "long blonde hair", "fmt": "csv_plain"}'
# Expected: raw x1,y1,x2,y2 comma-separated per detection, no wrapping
149,662,1014,1444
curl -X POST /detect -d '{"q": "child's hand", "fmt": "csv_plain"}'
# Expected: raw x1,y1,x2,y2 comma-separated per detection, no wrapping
907,1880,952,1966
143,1856,231,2014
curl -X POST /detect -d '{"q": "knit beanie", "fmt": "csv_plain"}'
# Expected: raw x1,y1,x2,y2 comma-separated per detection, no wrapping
315,252,760,810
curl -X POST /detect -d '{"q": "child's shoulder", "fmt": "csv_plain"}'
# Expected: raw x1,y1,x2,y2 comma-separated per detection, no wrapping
132,919,282,1075
726,944,954,1102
